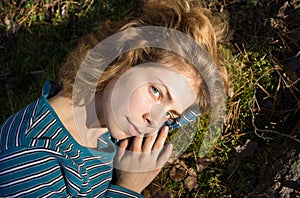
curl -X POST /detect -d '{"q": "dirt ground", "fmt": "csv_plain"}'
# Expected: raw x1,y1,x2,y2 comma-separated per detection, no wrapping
225,0,300,196
255,120,299,197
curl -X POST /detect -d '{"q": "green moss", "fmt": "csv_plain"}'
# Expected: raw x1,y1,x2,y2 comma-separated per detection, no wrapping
1,0,297,197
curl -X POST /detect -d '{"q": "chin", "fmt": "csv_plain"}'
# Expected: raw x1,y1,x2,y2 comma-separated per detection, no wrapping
110,130,130,140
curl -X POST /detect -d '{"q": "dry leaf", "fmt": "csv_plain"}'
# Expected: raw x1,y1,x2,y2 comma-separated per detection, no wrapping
145,183,160,197
144,183,173,198
179,160,189,170
234,139,258,158
197,157,215,172
169,165,187,182
184,176,198,190
187,168,197,177
155,190,173,198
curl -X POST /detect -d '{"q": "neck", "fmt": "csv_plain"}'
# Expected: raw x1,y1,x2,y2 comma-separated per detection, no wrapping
95,91,106,127
48,91,107,148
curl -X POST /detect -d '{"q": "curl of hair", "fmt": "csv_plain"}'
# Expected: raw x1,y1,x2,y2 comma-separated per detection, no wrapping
59,0,231,110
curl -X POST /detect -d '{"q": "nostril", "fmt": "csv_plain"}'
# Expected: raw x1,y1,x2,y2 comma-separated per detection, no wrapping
146,118,151,126
143,114,152,127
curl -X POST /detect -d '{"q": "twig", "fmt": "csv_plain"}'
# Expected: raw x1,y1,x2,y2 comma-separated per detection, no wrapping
250,67,300,144
272,57,300,97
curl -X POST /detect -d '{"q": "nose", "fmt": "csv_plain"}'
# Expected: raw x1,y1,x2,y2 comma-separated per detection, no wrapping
142,103,166,128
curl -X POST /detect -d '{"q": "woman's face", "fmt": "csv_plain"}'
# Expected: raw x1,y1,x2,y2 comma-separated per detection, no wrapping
102,64,197,140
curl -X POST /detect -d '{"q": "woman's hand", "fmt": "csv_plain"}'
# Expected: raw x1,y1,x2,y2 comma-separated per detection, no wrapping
114,126,173,193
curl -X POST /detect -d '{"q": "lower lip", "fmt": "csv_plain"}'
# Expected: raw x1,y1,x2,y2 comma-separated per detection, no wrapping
126,119,140,136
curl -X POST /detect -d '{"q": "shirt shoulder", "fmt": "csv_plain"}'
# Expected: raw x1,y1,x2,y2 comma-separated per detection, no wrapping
0,97,43,151
0,80,63,152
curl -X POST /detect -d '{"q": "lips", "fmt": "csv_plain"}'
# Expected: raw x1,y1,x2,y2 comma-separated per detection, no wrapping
126,118,141,136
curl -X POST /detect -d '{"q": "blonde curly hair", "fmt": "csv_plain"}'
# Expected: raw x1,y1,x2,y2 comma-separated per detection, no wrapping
59,0,231,110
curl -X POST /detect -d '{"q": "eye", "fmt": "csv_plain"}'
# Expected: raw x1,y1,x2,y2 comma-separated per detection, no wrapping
150,85,161,99
165,111,180,123
166,111,173,120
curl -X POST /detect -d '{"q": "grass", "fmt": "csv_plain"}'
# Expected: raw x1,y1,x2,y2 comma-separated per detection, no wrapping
1,0,299,197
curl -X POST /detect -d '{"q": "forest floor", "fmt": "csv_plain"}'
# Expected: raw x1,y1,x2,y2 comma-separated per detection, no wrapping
0,0,299,197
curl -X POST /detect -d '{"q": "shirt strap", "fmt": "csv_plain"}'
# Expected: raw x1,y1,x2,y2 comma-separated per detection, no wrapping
42,80,62,99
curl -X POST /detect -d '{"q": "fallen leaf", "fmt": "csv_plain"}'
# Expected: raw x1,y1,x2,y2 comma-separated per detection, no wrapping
145,183,160,196
197,157,215,172
144,183,173,198
169,165,187,182
179,160,189,170
187,168,197,177
234,139,258,158
155,190,173,198
184,176,198,190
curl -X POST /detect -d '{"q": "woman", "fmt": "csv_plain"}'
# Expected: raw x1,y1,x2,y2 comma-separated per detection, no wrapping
0,0,230,197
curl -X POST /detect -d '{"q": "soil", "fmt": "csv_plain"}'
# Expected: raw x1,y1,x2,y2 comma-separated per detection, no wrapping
226,0,300,196
255,120,300,197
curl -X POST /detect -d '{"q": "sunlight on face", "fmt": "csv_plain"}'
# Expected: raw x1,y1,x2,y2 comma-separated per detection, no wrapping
103,63,197,140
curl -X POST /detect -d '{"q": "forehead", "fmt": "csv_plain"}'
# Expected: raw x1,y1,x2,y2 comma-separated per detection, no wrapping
119,64,197,112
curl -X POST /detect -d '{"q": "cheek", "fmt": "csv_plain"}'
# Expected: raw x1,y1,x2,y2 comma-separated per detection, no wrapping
128,87,151,117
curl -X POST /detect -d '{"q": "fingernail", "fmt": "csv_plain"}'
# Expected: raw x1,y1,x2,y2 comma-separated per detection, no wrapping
164,126,169,134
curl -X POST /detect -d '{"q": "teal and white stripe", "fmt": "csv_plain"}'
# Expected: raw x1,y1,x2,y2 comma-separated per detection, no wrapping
0,80,143,198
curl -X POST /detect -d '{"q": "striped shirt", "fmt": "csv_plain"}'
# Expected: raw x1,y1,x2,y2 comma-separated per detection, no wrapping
0,81,143,198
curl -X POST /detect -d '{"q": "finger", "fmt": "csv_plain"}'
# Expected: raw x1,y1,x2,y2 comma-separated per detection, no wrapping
116,139,128,161
142,133,158,153
152,126,169,151
156,143,173,168
119,138,129,149
131,136,144,152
